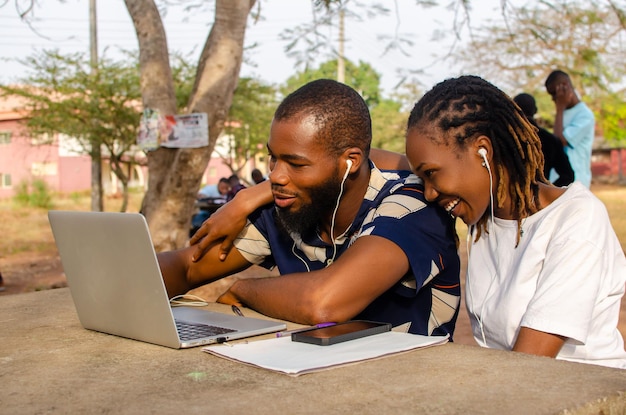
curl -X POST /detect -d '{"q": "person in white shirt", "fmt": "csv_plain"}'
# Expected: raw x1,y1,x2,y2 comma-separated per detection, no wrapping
404,75,626,369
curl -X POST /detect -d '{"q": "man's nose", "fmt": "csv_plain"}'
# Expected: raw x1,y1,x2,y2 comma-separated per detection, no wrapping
268,161,288,185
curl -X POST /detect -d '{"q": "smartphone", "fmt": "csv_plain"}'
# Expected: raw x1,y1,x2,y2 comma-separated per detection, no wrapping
291,320,391,346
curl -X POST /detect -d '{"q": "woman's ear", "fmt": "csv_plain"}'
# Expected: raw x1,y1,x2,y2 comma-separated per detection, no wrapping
473,136,493,163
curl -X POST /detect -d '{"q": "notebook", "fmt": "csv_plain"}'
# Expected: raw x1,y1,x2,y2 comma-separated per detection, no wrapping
48,210,286,349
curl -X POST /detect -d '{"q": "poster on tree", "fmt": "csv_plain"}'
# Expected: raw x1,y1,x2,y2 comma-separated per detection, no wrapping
137,109,208,150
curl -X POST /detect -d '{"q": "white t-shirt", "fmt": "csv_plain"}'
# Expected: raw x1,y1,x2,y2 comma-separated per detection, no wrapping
466,182,626,369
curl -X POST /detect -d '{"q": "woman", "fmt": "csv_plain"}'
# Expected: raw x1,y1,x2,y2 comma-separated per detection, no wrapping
190,76,626,368
405,75,625,368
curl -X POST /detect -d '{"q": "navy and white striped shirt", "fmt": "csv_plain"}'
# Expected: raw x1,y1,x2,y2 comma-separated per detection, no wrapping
233,163,460,338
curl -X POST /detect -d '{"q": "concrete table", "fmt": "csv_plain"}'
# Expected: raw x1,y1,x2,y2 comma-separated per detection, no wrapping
1,288,624,414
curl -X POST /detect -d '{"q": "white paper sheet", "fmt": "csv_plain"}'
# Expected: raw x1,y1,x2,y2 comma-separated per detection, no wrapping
203,331,449,376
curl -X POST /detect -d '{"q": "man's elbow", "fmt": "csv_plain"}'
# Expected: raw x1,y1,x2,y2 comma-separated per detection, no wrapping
302,293,359,325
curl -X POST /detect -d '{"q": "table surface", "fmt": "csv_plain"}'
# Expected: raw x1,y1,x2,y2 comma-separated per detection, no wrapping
1,288,625,415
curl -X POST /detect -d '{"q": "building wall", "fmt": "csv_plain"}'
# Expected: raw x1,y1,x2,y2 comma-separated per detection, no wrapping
58,156,92,193
0,119,88,198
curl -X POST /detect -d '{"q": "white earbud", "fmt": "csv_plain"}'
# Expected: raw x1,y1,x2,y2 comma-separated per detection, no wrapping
343,159,353,179
478,148,489,170
478,147,488,160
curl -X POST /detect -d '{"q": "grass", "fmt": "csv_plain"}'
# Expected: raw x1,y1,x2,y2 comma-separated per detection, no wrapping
0,184,625,261
0,190,144,258
592,186,626,252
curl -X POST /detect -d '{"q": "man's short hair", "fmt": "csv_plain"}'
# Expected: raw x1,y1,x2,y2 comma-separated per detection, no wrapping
513,93,537,118
273,79,371,158
545,70,570,88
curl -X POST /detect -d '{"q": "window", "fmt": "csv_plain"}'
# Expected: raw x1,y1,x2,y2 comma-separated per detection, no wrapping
31,162,57,177
0,173,11,188
0,131,11,145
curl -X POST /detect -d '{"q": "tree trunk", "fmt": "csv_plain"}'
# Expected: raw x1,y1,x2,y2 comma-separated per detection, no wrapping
125,0,255,251
90,146,103,211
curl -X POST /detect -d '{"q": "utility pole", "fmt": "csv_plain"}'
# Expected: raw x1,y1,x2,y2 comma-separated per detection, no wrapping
337,8,345,83
89,0,103,211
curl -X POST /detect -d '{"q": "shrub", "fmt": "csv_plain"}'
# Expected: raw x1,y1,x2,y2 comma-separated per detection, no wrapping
13,179,54,209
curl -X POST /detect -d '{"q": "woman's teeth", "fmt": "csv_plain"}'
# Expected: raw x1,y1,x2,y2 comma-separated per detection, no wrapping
445,198,460,213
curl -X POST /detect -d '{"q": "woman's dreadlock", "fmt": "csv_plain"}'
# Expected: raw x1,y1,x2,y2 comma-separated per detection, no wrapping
407,75,548,246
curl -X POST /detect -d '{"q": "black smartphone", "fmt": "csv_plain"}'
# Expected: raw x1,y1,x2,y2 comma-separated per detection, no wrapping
291,320,392,346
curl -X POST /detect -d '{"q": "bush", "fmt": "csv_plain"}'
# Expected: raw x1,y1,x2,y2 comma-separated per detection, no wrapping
13,179,54,209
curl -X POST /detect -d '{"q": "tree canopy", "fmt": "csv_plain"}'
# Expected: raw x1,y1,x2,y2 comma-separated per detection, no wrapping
0,50,143,211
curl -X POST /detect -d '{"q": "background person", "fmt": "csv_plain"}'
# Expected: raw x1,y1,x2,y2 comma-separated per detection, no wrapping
513,93,574,187
197,177,230,203
226,174,246,201
544,70,595,188
158,79,461,337
251,168,266,184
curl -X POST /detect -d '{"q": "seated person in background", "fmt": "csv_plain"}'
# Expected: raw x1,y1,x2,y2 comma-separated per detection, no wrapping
197,177,231,203
513,93,574,187
251,168,266,184
158,79,461,337
226,174,246,201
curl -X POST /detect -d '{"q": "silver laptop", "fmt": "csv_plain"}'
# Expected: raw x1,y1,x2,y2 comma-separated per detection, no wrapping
48,210,286,349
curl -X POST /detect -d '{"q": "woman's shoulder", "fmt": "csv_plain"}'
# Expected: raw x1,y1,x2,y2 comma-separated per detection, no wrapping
537,182,612,236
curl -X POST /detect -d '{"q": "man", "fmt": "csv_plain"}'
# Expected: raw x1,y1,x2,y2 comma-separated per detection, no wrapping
226,174,246,201
251,168,266,184
544,70,595,188
197,177,230,202
158,79,460,337
513,93,574,187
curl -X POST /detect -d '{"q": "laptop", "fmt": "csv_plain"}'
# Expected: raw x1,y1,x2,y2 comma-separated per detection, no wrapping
48,210,286,349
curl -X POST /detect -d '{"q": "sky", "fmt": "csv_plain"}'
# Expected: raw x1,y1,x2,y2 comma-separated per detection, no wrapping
0,0,506,95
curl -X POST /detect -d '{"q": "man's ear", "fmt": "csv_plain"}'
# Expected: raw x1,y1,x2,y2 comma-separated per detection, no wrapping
341,147,364,173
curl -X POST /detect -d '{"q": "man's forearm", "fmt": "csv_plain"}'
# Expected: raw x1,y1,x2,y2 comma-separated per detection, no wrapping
158,249,193,298
228,276,324,325
553,110,568,147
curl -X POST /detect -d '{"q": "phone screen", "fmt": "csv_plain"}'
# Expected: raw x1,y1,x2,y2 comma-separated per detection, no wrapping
292,320,391,346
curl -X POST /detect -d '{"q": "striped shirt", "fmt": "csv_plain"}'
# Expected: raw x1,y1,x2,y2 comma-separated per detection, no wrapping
233,163,460,338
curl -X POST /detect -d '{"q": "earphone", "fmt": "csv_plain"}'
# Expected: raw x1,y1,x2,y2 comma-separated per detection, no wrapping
328,158,353,264
293,158,353,272
466,145,498,347
478,148,489,170
344,159,353,177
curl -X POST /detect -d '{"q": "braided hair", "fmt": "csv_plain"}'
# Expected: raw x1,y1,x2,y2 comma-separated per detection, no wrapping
407,75,548,245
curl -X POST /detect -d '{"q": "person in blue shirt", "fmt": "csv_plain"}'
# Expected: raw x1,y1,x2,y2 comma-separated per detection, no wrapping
544,70,595,188
158,79,460,338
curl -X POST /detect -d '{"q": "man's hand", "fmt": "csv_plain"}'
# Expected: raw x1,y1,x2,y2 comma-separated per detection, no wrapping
216,286,243,307
554,82,574,111
190,180,274,262
189,204,247,262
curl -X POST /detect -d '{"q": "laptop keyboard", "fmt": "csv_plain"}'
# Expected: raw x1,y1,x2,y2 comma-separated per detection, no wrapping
176,321,236,341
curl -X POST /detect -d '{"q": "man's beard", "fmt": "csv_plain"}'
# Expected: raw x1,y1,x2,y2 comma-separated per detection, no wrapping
274,170,343,238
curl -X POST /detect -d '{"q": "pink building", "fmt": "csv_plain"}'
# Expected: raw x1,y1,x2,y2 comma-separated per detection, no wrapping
0,95,265,199
0,96,92,199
